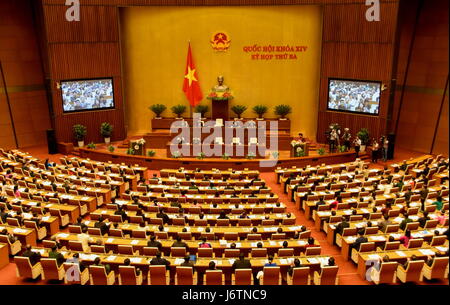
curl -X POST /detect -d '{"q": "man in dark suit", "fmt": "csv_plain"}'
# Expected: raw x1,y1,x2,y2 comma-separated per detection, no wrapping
156,208,170,225
114,205,128,222
335,216,350,235
418,211,430,228
171,236,188,249
404,187,414,202
94,216,110,235
147,235,162,251
0,206,11,223
353,229,368,251
180,255,195,273
48,245,65,267
150,251,171,270
93,256,111,274
74,217,88,231
22,244,41,266
231,253,252,271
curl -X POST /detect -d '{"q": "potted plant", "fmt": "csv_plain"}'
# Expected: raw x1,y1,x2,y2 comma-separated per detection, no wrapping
100,122,113,144
171,151,181,158
73,124,87,148
231,105,247,119
107,145,115,153
197,152,206,160
147,150,156,157
87,142,96,149
171,104,187,118
317,148,326,156
222,153,230,160
272,151,279,159
126,148,135,155
252,105,268,120
274,104,292,120
357,128,370,152
194,104,209,119
149,104,167,119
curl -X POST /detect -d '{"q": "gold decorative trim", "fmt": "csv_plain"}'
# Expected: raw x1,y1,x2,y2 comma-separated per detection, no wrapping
0,84,45,94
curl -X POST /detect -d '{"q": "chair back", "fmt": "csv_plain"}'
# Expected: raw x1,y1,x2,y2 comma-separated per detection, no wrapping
251,248,267,258
155,232,169,239
171,247,187,257
68,225,82,234
407,238,423,249
119,266,139,285
205,270,223,285
385,224,399,233
430,235,446,246
118,245,135,255
89,265,111,285
292,267,310,285
224,232,239,240
234,268,252,285
176,266,194,285
149,265,167,285
14,256,37,278
68,241,84,251
377,262,398,284
305,247,321,256
405,222,419,231
359,242,376,253
364,227,379,235
424,220,439,229
318,266,339,285
41,258,62,280
262,266,280,285
271,233,286,240
198,248,214,258
383,241,400,250
404,260,425,282
91,245,106,254
247,234,262,240
277,248,294,257
88,228,102,236
224,249,240,258
216,219,230,227
428,257,449,279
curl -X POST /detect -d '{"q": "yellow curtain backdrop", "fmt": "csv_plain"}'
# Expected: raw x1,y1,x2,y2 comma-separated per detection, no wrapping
121,5,322,139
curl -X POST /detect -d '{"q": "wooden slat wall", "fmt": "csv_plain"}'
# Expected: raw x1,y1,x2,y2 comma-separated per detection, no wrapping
41,3,125,144
317,1,399,143
39,0,400,144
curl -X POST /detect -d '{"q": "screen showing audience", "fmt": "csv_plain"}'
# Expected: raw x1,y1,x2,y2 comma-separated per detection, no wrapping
327,79,381,115
61,78,114,113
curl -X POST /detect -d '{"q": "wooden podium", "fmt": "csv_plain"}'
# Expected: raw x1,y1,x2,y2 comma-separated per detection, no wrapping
211,98,229,121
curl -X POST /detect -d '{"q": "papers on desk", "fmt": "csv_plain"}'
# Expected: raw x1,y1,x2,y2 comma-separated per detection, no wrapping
131,240,139,245
106,256,117,261
42,216,50,221
28,202,38,206
346,236,357,242
368,254,381,260
307,258,319,264
396,251,407,257
197,227,204,232
79,254,97,260
130,257,142,264
269,241,277,246
436,246,448,252
106,238,114,243
370,236,386,241
32,249,45,255
57,233,69,238
219,240,227,246
174,258,185,265
228,259,235,265
418,249,435,256
360,209,369,214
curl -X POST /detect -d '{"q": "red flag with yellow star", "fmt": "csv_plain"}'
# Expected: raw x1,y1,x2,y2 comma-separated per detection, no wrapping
182,43,203,107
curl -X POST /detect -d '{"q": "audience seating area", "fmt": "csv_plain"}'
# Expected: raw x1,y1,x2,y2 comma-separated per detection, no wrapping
0,148,448,285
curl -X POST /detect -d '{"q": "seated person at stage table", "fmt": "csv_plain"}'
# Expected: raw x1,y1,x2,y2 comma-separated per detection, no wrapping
172,236,189,249
353,229,368,251
288,258,304,277
147,235,162,251
93,257,112,274
232,253,252,271
150,251,171,270
94,216,110,235
48,245,65,267
22,244,41,266
180,255,196,273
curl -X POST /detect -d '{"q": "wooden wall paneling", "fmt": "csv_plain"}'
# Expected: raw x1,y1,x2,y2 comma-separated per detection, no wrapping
431,88,449,156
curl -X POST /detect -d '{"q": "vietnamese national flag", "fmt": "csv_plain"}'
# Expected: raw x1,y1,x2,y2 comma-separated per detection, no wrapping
182,43,203,107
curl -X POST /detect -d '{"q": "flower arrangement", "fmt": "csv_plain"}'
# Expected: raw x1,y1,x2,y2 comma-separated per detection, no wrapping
147,150,156,157
172,151,181,158
87,142,96,149
126,148,135,155
317,148,326,156
197,152,206,160
222,153,230,160
207,91,234,101
107,145,115,153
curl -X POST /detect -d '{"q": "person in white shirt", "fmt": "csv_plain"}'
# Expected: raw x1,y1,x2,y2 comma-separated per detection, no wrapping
77,227,95,252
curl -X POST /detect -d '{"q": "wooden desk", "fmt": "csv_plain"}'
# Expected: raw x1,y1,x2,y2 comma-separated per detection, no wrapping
0,225,36,246
0,243,9,270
